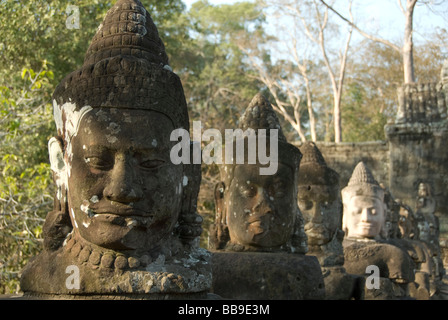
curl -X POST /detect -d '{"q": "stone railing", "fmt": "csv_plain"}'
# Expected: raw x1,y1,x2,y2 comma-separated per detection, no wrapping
396,82,447,123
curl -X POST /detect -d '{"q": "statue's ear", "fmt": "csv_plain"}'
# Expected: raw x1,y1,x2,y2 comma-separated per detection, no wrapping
214,181,226,224
45,137,72,251
48,136,66,178
209,181,230,250
177,142,203,245
48,136,69,206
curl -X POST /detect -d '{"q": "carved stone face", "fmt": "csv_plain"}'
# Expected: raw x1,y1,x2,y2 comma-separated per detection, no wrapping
417,220,430,242
55,108,183,251
344,195,385,239
418,183,429,197
224,163,296,249
298,185,341,246
398,206,413,239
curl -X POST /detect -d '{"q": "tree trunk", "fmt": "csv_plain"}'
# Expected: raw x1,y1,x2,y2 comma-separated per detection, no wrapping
333,95,342,143
403,0,417,83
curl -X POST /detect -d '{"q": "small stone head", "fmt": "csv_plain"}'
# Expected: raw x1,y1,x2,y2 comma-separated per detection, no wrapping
46,0,201,253
297,142,342,246
380,183,401,239
209,93,305,253
396,200,416,239
342,162,386,240
417,182,432,199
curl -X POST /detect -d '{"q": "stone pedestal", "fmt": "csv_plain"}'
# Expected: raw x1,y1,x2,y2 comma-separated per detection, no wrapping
20,240,212,300
210,251,325,300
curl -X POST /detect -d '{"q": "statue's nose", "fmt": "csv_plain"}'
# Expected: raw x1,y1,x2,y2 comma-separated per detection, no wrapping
103,155,143,203
252,187,275,216
310,202,323,223
360,208,373,222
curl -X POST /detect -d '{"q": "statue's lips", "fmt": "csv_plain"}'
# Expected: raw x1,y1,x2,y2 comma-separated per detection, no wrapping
305,223,327,236
305,222,323,231
357,223,375,230
89,205,151,217
247,214,272,235
87,206,154,228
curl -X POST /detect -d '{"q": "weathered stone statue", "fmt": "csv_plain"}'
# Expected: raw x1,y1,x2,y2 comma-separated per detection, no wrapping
416,182,439,245
380,190,432,299
209,93,325,299
414,182,445,297
397,200,417,239
297,142,358,299
341,162,416,299
20,0,211,299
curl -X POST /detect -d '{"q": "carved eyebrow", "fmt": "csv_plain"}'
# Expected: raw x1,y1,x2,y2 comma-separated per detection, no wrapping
82,145,110,153
83,143,170,154
133,145,171,154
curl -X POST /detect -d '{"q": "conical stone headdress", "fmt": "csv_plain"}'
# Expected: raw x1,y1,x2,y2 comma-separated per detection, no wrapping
341,161,384,202
52,0,189,135
238,93,287,142
298,142,339,187
221,93,302,183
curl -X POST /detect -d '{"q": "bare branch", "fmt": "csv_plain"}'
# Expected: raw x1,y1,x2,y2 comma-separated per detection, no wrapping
398,0,406,15
318,0,402,53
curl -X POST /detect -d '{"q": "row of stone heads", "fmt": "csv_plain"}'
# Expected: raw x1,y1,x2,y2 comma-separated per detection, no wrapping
18,0,445,299
209,138,440,254
45,85,440,257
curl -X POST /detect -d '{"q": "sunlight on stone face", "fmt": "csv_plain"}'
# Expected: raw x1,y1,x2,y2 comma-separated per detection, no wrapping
65,108,183,250
226,163,296,248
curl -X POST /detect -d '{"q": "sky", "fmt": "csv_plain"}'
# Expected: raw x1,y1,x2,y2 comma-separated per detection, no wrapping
181,0,448,45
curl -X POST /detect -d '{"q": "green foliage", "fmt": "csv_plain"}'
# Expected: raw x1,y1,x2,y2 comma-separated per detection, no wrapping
0,64,55,294
180,0,263,130
341,82,388,142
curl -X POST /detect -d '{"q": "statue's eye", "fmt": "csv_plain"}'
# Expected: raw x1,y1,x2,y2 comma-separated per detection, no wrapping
140,159,165,170
299,200,313,211
269,182,286,199
320,201,330,209
271,189,285,199
85,156,113,170
239,185,257,198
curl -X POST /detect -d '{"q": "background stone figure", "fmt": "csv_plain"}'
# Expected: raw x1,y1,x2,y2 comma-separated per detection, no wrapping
20,0,211,299
341,162,417,299
298,141,344,265
342,161,387,241
416,182,439,245
380,192,433,299
297,141,358,299
209,93,306,254
209,93,325,300
414,182,445,297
